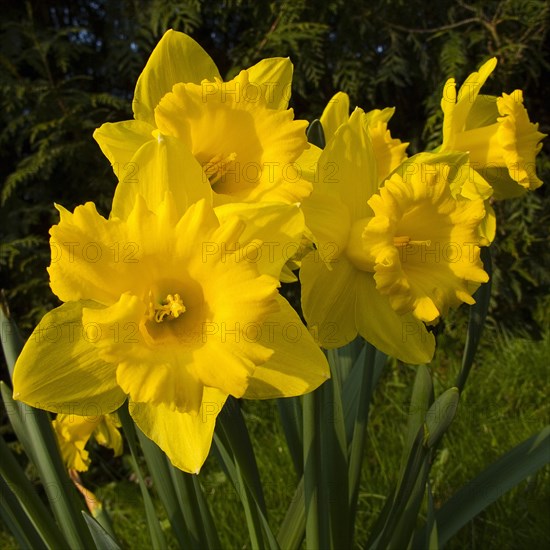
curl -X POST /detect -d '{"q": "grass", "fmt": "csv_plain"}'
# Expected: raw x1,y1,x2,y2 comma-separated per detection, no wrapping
1,322,548,549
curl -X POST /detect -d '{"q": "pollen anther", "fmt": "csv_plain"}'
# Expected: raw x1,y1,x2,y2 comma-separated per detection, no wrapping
153,293,186,323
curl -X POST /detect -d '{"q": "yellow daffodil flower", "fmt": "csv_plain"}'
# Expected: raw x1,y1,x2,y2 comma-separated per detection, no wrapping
300,108,489,364
94,29,311,205
52,413,122,472
12,141,329,474
440,58,546,199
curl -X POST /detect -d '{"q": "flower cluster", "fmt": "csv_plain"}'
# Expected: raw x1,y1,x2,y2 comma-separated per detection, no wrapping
12,31,544,473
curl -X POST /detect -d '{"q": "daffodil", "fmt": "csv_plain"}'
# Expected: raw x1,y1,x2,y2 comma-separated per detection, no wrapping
440,58,546,199
94,29,311,205
300,109,489,364
12,139,329,474
52,413,122,472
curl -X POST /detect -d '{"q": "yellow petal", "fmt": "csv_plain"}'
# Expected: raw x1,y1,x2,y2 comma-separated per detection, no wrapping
214,201,306,279
364,108,409,183
93,415,123,456
442,57,497,147
301,189,351,263
12,302,125,416
133,29,220,125
321,108,378,220
244,295,330,399
93,120,154,170
495,90,546,192
130,387,227,474
320,91,350,142
246,57,293,109
478,202,496,245
300,253,359,348
48,202,139,304
355,273,435,364
111,132,211,221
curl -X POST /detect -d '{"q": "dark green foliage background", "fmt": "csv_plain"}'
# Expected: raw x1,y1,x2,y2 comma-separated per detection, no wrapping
1,0,548,333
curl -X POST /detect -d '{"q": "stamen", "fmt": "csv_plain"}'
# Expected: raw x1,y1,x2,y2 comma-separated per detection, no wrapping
150,293,186,323
204,152,237,186
393,236,432,247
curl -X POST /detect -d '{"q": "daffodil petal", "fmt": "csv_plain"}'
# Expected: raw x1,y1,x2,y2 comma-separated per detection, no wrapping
93,120,154,170
300,253,358,348
111,132,211,220
48,202,138,304
93,416,123,456
246,57,293,110
465,95,499,131
301,189,351,263
133,29,220,125
441,58,497,149
355,273,435,364
130,387,227,474
214,201,305,278
454,58,497,131
244,295,330,399
323,108,378,219
12,302,125,415
320,91,350,141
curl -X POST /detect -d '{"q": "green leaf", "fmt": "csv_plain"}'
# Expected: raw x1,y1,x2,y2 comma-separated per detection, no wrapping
435,426,550,547
0,295,25,378
0,305,94,549
0,476,46,550
82,512,122,550
118,403,167,550
348,343,387,540
276,397,303,475
168,463,214,550
213,433,280,550
302,390,321,549
0,435,66,549
456,246,492,392
217,397,267,515
402,365,433,464
319,363,349,549
276,477,305,550
135,430,194,548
